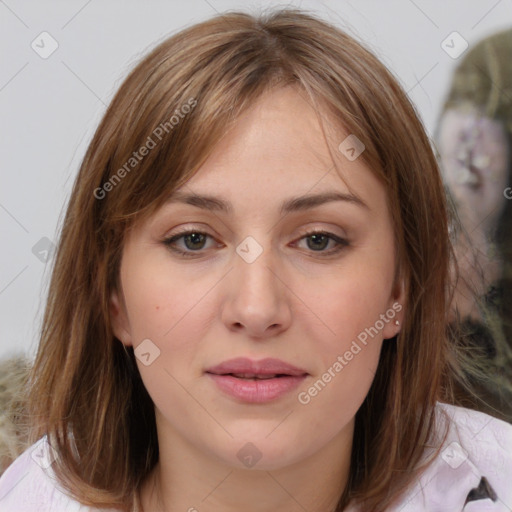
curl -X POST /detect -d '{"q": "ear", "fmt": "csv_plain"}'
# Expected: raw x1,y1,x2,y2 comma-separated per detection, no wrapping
110,288,133,347
382,275,406,340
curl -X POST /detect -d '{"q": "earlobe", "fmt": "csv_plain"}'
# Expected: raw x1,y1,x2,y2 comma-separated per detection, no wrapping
110,289,133,347
383,277,406,340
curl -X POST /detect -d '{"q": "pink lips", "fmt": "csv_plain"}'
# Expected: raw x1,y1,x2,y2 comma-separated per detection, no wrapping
205,357,308,403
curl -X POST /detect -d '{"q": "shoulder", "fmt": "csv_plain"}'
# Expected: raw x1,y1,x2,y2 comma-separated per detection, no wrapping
0,436,102,512
390,402,512,511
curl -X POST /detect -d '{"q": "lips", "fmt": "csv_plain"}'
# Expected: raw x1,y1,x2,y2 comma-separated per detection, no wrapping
205,357,309,403
205,357,308,378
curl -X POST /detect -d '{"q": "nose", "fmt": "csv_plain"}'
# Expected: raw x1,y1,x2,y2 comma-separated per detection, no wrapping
220,238,292,339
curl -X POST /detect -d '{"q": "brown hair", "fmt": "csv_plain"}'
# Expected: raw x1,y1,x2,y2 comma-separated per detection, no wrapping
24,7,473,511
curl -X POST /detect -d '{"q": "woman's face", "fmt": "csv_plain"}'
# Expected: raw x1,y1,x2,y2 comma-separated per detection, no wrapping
111,86,403,471
438,108,510,235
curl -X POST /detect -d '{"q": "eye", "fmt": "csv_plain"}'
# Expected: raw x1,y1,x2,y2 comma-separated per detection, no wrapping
162,228,349,258
293,229,349,256
162,229,219,258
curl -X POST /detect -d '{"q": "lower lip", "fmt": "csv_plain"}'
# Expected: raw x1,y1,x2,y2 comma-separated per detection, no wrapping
206,373,307,403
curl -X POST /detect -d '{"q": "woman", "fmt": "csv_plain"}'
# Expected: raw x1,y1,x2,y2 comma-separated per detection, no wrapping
0,8,510,512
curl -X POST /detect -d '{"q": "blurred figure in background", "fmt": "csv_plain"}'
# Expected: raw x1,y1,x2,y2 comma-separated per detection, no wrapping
0,355,31,475
436,28,512,421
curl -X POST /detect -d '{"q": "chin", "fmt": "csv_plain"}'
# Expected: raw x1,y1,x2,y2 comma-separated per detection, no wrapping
211,433,307,471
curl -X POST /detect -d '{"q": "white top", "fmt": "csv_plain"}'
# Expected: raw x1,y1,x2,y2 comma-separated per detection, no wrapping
0,403,511,511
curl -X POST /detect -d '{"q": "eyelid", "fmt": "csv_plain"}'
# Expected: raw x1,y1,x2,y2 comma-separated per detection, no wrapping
162,226,222,254
295,224,347,239
162,225,350,258
164,223,347,240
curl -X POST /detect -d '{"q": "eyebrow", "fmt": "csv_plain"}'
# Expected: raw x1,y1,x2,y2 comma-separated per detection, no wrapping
166,191,369,215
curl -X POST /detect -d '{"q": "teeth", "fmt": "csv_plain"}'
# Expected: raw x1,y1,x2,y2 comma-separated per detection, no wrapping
231,373,279,379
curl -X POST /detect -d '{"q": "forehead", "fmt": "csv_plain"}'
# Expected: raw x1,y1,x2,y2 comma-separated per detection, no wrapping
169,86,385,213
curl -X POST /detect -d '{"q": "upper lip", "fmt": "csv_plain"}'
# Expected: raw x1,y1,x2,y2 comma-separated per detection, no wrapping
205,357,308,377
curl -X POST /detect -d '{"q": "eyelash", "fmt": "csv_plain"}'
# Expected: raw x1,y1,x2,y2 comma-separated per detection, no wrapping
162,228,349,259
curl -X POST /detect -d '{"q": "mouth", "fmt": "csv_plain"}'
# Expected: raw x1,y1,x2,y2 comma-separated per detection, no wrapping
205,358,309,403
205,357,308,377
213,373,295,380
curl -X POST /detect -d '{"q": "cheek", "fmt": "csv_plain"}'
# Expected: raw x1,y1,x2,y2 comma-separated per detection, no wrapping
120,253,224,383
302,252,396,376
296,267,389,430
122,265,210,409
121,252,211,340
308,253,395,336
309,281,386,385
296,328,383,447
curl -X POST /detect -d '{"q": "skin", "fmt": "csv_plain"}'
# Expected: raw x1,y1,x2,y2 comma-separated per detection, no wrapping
438,108,510,320
111,86,404,512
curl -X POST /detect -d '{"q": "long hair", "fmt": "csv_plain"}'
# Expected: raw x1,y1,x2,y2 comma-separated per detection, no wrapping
24,8,472,511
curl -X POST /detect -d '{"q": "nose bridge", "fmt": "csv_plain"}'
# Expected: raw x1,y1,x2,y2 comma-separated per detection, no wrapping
221,233,292,336
233,234,280,301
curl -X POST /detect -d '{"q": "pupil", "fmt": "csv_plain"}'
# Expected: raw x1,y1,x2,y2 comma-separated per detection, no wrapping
185,233,205,250
307,234,328,251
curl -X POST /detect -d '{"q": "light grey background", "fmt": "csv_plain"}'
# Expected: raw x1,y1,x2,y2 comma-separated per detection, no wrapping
1,0,512,361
